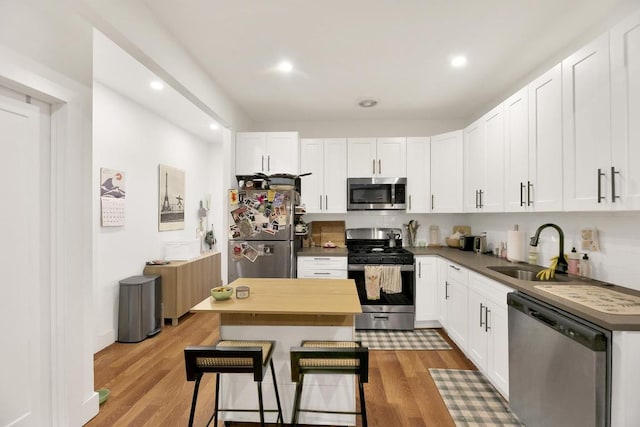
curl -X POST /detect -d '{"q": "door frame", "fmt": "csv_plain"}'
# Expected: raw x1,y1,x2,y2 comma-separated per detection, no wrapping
0,45,97,425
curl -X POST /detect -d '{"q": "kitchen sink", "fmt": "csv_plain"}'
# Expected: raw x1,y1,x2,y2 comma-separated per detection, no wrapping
487,265,572,282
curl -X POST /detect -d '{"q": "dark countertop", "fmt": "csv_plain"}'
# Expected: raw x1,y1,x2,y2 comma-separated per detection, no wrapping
298,247,349,257
409,246,640,331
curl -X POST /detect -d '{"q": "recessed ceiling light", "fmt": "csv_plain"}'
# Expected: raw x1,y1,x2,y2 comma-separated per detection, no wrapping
277,60,293,73
150,80,164,91
209,123,220,131
357,98,378,108
451,56,468,68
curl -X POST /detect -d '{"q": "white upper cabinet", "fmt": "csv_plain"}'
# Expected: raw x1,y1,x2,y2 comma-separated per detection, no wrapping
611,10,640,210
504,65,563,212
528,64,564,212
347,137,406,177
300,138,347,213
236,131,299,175
504,87,531,212
562,33,612,211
431,130,463,212
406,137,430,213
464,105,504,212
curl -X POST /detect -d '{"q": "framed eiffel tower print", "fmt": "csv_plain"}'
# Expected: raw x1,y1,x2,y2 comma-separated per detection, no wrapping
158,164,185,231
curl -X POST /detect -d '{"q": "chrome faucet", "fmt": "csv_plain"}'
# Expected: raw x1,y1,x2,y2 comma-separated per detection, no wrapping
530,223,568,273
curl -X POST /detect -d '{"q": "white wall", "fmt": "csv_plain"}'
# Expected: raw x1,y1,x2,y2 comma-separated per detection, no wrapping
93,82,223,351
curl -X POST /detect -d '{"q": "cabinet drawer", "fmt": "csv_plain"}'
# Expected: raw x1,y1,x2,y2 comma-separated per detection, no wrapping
297,269,348,279
298,256,347,270
446,261,468,285
468,271,513,307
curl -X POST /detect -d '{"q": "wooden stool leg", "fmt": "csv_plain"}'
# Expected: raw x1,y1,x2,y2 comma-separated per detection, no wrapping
270,360,284,425
188,374,202,427
359,378,368,427
257,381,265,427
212,373,221,427
291,373,304,427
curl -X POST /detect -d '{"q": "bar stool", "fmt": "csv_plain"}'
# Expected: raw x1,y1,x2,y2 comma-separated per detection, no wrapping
290,340,369,427
184,340,283,427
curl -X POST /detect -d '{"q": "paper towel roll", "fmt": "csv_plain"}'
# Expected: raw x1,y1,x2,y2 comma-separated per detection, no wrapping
507,230,525,262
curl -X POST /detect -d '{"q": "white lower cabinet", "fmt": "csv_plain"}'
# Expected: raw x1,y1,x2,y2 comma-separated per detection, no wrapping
414,256,439,327
443,261,468,350
297,256,348,279
467,271,512,398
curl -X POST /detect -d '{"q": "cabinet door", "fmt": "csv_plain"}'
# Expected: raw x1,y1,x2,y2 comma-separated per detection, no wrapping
415,256,438,324
529,64,564,212
487,302,510,398
504,88,530,212
445,279,468,350
347,138,377,177
463,119,485,212
467,287,488,370
563,33,612,211
376,137,407,177
611,10,640,210
406,137,430,213
323,138,348,213
431,130,463,213
266,132,299,174
236,132,266,174
300,139,324,213
482,104,505,212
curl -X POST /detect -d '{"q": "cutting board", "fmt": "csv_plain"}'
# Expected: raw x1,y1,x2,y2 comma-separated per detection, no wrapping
310,221,345,247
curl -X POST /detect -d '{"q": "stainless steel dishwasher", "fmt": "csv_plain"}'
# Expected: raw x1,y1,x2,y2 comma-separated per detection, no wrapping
507,292,611,427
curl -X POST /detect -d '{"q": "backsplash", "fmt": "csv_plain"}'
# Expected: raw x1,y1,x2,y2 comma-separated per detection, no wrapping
304,210,640,292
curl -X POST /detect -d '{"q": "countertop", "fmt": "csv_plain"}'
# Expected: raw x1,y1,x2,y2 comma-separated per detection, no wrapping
409,246,640,331
297,247,348,257
191,278,361,315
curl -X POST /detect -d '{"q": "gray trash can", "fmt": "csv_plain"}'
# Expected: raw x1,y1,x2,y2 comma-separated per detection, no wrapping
118,275,162,343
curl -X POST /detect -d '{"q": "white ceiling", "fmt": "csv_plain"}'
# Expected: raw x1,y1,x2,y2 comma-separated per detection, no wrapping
93,31,223,143
138,0,638,123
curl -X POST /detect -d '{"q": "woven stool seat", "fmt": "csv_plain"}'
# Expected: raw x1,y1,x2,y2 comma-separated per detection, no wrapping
290,340,369,427
184,339,283,427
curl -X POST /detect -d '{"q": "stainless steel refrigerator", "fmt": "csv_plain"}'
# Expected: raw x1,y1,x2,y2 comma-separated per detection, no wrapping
228,188,299,282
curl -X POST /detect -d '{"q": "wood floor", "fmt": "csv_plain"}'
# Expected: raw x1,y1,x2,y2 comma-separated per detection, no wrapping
85,313,476,426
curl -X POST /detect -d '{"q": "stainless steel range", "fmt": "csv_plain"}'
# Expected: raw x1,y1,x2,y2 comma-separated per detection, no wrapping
346,228,415,330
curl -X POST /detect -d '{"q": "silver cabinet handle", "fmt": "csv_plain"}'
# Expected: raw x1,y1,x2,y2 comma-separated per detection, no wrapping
445,281,449,299
612,166,620,202
372,159,376,175
485,308,491,332
418,261,421,278
597,168,605,203
527,181,533,206
313,272,331,275
378,159,381,175
261,155,265,172
431,194,434,211
478,189,484,208
267,155,271,172
325,195,328,210
480,303,485,327
520,182,525,207
409,195,412,210
319,195,323,210
312,257,331,260
475,190,479,208
449,264,460,271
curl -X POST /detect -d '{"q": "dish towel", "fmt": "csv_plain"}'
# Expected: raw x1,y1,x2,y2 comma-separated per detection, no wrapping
380,265,402,294
364,265,381,300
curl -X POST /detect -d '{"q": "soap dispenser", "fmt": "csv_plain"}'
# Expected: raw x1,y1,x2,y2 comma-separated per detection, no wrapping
568,247,580,275
580,253,591,278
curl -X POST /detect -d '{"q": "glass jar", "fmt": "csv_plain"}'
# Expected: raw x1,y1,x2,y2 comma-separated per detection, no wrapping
429,225,441,247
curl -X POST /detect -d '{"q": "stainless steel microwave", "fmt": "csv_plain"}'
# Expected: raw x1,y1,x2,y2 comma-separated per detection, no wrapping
347,177,407,210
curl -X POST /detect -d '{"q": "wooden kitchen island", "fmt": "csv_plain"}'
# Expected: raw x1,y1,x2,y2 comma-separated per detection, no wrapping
191,278,362,425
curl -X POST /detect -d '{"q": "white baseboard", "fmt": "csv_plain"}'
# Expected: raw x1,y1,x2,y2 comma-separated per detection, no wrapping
95,329,116,353
414,320,442,329
74,391,99,426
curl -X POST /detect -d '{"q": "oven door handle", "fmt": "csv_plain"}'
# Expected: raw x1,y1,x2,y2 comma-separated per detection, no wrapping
348,264,415,272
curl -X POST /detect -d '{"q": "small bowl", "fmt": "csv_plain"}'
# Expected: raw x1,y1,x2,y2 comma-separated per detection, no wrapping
211,286,233,301
98,388,110,405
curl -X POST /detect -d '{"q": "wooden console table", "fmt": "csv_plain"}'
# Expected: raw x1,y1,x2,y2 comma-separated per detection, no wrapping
144,252,221,325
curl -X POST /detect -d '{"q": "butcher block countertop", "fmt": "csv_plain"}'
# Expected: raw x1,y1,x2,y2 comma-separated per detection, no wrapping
191,278,361,316
409,247,640,331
